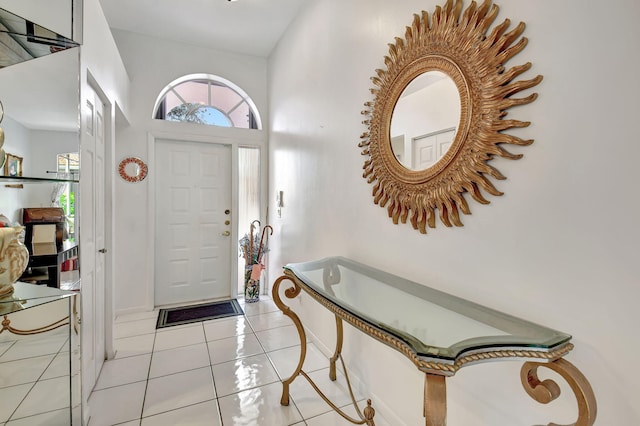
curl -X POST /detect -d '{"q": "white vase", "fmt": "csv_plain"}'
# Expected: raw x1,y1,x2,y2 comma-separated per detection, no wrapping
0,227,29,297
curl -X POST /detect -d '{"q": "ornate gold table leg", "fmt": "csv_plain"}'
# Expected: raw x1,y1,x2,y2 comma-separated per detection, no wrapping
521,358,597,426
424,374,447,426
272,275,306,406
272,274,377,425
329,315,343,381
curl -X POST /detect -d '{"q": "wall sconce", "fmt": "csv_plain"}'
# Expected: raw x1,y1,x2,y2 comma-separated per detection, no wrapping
276,191,284,218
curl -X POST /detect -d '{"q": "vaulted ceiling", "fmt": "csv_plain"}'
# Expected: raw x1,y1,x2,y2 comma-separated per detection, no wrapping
0,0,308,132
98,0,310,57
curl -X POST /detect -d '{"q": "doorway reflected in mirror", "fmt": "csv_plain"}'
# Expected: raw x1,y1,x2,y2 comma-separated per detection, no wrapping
390,71,460,171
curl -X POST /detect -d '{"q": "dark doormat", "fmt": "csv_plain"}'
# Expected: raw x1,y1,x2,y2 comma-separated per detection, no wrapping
156,299,244,329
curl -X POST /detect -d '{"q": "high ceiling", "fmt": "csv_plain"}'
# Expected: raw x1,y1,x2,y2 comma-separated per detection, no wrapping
0,0,308,132
0,49,79,132
98,0,310,57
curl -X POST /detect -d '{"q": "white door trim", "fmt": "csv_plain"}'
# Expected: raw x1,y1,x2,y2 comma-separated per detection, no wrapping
81,70,113,424
87,71,115,360
146,131,242,310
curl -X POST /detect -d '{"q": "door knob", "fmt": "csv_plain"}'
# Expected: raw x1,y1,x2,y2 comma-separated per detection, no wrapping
222,231,231,237
98,248,107,253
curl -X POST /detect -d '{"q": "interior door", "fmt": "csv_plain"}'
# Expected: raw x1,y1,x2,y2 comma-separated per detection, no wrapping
154,139,232,306
412,128,456,169
80,86,106,403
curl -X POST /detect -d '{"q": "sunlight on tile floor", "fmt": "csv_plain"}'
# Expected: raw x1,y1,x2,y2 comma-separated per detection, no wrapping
87,296,391,426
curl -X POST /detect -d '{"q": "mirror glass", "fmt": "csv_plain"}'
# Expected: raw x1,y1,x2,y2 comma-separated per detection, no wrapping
0,6,79,68
0,3,81,423
124,161,140,177
0,34,80,424
390,71,460,171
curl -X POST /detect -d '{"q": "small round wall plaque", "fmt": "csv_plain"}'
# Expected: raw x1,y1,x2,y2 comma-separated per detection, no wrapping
118,157,148,183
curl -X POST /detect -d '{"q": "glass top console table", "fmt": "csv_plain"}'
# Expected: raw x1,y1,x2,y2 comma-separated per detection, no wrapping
273,256,596,426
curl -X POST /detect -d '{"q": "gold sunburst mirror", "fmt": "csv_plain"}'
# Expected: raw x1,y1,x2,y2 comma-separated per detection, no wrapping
359,0,542,233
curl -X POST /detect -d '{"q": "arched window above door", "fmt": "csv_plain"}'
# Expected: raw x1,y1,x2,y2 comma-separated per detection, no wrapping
153,74,262,130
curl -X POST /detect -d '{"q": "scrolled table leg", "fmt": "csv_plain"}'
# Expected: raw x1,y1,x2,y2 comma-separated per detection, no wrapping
521,358,597,426
364,399,376,426
272,274,307,406
329,315,344,381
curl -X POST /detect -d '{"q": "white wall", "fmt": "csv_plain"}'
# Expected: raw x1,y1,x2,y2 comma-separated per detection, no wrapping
109,29,268,314
268,0,640,424
80,0,130,118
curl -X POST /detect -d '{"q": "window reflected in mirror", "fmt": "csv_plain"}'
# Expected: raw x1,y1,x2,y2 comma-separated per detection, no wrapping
55,152,78,241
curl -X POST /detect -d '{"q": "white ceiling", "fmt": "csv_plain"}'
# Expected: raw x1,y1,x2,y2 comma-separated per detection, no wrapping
98,0,310,57
0,0,308,133
0,49,79,132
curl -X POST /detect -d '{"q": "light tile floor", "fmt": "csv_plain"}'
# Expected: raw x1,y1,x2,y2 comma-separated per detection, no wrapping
88,296,391,426
0,327,72,425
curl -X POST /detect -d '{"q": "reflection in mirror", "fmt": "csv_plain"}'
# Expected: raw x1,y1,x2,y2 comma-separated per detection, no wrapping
0,6,79,68
0,25,80,421
390,71,460,171
0,47,80,222
0,286,79,424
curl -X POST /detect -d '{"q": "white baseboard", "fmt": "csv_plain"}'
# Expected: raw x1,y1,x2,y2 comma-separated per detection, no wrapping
114,305,154,318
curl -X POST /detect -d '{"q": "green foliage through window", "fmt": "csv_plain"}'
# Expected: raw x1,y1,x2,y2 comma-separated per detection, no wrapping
56,153,78,241
166,103,232,127
59,192,75,217
153,75,260,129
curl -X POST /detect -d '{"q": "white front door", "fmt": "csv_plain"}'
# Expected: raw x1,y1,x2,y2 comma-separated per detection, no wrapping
80,86,106,404
154,139,232,306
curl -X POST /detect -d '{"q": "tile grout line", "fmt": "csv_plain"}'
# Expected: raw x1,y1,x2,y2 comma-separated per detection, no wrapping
3,331,69,423
202,320,226,426
5,381,42,423
137,322,159,424
248,310,309,424
106,299,317,425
